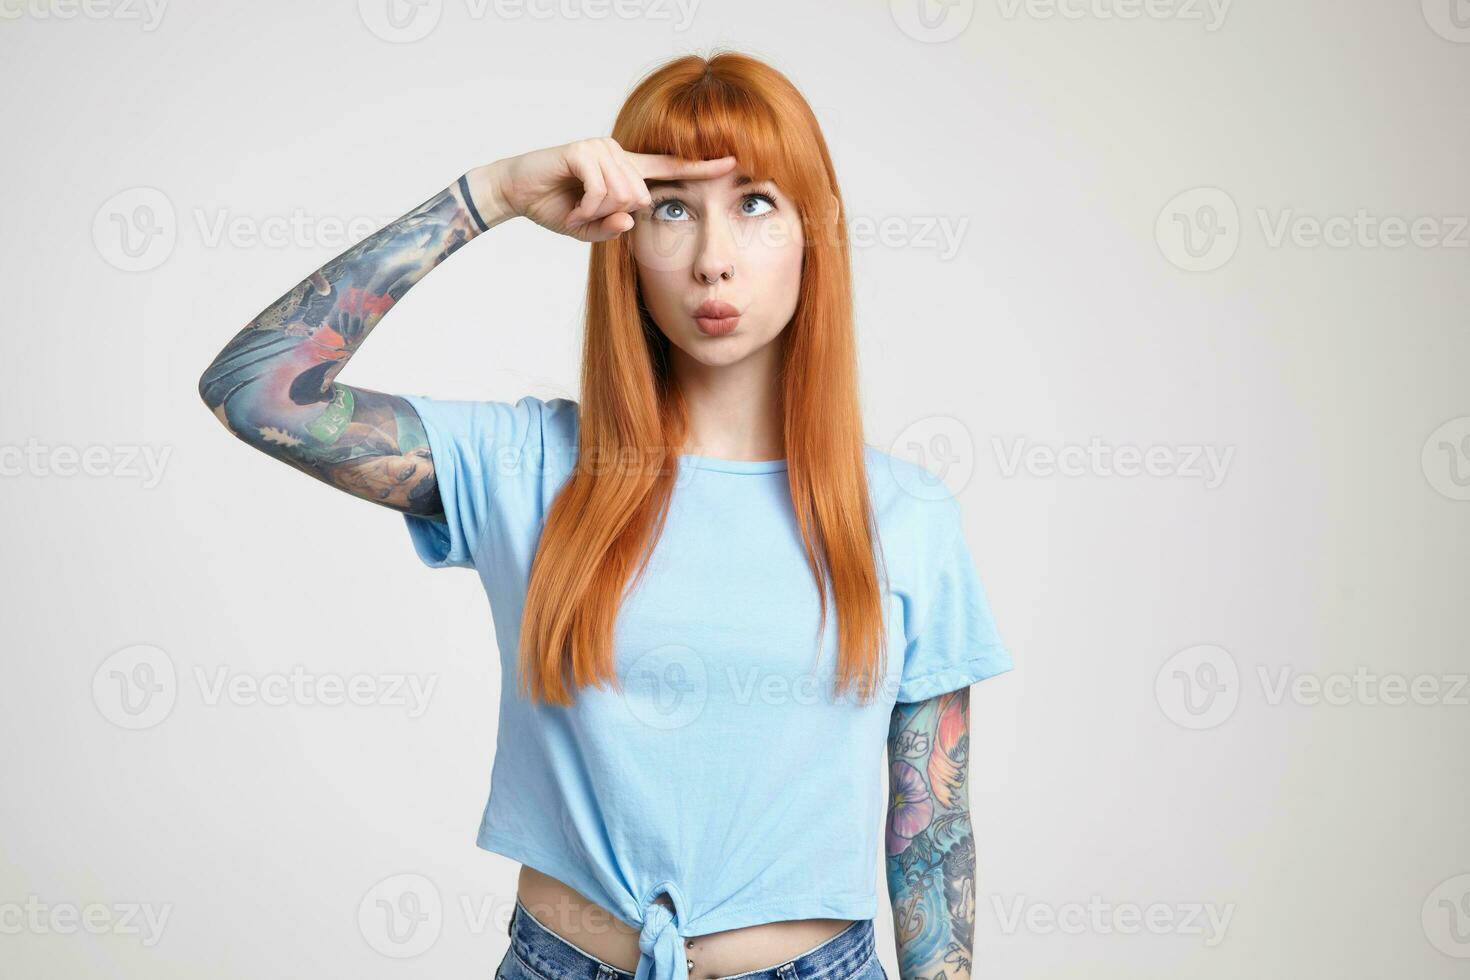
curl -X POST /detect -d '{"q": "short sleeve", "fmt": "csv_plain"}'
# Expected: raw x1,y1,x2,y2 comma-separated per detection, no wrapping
398,393,567,570
896,495,1014,702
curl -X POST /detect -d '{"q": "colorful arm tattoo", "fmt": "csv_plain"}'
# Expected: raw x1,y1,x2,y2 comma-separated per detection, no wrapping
886,689,977,980
198,179,486,517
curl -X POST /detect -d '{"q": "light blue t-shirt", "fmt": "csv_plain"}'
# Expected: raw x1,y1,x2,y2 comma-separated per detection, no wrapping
400,393,1012,980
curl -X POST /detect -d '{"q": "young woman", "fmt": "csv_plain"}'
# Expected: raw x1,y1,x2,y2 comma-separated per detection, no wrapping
200,51,1012,980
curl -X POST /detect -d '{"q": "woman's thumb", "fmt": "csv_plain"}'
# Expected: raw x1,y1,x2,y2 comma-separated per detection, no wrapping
589,212,634,241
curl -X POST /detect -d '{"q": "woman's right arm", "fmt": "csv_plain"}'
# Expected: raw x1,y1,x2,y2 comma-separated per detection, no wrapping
196,163,517,517
198,139,735,517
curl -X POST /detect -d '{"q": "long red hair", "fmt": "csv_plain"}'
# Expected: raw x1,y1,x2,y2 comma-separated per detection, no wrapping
518,50,888,706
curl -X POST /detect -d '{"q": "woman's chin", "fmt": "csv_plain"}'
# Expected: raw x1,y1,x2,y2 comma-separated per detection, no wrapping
677,344,745,370
661,322,785,371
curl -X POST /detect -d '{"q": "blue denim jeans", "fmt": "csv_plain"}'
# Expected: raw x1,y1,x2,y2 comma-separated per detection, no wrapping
497,897,888,980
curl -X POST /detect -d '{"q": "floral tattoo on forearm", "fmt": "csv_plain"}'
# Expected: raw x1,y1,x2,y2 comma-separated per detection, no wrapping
886,688,976,980
199,182,482,515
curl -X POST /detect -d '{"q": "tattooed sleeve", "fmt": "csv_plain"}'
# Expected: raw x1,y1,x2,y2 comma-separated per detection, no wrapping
198,180,487,517
886,689,977,980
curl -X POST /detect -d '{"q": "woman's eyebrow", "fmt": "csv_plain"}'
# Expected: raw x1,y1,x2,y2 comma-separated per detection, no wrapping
645,174,770,191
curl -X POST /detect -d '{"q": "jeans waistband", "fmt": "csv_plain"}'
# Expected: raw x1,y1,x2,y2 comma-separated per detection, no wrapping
507,896,876,980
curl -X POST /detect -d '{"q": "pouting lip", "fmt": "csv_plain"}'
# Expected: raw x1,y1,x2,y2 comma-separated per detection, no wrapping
693,299,740,318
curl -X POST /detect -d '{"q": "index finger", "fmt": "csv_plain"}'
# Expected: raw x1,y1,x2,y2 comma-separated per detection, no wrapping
624,151,739,181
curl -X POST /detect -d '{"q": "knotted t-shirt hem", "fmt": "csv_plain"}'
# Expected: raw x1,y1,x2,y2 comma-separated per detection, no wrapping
476,827,879,935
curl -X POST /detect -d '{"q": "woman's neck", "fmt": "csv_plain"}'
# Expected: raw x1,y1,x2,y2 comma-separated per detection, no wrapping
670,344,785,461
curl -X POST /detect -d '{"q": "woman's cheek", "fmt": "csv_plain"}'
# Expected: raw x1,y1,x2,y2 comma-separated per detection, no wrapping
634,226,698,276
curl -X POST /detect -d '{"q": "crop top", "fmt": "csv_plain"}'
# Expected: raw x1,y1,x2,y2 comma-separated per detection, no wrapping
399,393,1013,980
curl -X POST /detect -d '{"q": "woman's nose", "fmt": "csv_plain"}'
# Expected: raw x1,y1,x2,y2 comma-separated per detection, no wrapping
691,215,738,283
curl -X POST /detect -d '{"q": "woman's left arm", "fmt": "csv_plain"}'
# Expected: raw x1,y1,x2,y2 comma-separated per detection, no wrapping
885,689,976,980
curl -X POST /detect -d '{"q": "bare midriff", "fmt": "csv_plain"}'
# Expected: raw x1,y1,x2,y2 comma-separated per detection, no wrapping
516,866,856,980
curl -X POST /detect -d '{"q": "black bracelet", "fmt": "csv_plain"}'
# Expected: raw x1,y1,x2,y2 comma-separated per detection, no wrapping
458,173,490,233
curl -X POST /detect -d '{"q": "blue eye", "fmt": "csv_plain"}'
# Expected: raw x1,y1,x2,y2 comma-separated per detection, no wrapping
742,193,777,216
649,192,779,223
651,198,690,221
